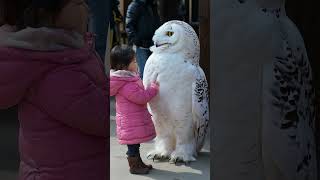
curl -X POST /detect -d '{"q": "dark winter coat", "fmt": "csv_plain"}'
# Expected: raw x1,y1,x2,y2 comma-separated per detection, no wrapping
125,0,161,48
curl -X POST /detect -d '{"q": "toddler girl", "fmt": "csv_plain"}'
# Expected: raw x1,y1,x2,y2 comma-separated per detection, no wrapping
110,45,159,174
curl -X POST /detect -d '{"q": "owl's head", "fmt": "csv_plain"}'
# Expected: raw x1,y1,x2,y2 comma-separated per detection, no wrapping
150,20,200,65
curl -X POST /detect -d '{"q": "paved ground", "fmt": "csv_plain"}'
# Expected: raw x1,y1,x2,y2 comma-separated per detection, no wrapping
0,98,210,180
0,171,17,180
0,108,20,180
110,97,210,180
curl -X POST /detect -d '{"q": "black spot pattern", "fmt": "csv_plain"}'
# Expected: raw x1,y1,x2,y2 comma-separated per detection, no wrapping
271,32,316,178
194,76,209,150
261,8,282,18
194,78,209,103
230,0,245,8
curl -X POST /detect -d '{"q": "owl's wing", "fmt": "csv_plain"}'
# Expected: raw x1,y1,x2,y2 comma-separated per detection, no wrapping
262,26,318,180
192,66,209,153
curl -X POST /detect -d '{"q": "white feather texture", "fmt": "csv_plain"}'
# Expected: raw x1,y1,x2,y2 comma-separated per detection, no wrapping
143,20,209,163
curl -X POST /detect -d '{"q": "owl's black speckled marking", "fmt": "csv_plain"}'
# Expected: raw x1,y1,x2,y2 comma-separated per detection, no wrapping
194,78,209,103
230,0,246,8
271,31,316,178
193,75,209,150
261,7,282,18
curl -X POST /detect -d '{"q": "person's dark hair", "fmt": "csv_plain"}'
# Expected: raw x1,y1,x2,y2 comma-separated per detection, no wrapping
110,45,135,70
22,0,70,29
0,0,30,26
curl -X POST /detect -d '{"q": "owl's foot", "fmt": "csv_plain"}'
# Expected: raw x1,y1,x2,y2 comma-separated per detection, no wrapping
169,144,196,165
147,150,171,161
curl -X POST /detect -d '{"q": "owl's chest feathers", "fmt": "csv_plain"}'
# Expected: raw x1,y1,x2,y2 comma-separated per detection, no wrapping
149,59,195,104
150,53,194,77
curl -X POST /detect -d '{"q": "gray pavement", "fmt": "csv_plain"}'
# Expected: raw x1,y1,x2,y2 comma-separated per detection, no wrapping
0,171,17,180
110,97,210,180
0,97,210,180
0,109,19,180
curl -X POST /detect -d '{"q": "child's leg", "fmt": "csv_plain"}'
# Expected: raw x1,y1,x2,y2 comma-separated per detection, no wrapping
126,144,150,174
127,144,140,157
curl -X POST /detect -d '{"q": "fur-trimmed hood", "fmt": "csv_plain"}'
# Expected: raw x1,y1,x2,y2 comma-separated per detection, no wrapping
0,24,17,40
110,70,140,96
0,25,108,180
0,27,84,51
110,69,139,78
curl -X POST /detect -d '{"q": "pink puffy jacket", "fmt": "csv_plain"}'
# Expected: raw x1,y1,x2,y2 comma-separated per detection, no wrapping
110,70,158,145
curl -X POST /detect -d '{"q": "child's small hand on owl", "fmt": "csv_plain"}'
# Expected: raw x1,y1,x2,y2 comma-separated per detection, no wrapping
153,81,160,86
150,81,160,92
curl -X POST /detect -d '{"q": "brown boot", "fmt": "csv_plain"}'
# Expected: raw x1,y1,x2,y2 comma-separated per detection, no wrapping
138,155,153,170
127,156,149,174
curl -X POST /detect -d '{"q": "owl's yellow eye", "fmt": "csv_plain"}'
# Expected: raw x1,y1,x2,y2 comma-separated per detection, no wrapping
166,31,174,37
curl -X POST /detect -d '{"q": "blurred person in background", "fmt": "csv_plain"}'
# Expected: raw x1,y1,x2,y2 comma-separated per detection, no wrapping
87,0,111,63
126,0,161,79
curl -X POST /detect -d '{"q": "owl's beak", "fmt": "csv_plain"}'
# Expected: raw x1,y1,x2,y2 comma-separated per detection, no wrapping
155,42,170,48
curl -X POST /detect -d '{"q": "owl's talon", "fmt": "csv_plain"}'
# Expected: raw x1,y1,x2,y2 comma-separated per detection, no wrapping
154,154,159,159
160,155,168,160
169,158,175,164
175,158,179,165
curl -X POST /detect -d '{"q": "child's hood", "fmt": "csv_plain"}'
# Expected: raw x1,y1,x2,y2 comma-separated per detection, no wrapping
0,25,16,40
110,70,140,96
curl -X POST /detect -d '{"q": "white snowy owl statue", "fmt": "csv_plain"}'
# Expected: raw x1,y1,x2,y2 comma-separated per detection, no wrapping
143,20,209,163
212,0,317,180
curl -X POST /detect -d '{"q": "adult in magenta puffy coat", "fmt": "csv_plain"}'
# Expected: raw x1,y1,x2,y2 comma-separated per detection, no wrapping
0,0,108,179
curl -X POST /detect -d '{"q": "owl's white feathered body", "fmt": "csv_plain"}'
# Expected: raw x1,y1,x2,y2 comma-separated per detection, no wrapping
143,21,209,163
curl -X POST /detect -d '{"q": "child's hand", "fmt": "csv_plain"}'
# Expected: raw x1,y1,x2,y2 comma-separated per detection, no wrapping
150,81,160,92
153,81,160,87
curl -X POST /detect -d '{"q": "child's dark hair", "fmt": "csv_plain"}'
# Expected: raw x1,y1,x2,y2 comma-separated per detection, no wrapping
110,45,135,70
0,0,30,26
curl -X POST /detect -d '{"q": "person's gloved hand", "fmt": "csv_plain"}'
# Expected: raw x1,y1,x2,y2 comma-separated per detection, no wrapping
113,10,123,23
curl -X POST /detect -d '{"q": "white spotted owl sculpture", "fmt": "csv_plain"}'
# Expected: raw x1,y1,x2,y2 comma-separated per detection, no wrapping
213,0,317,180
143,20,209,163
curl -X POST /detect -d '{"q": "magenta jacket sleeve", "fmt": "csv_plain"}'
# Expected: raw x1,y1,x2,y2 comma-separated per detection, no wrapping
37,70,108,137
120,82,159,105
